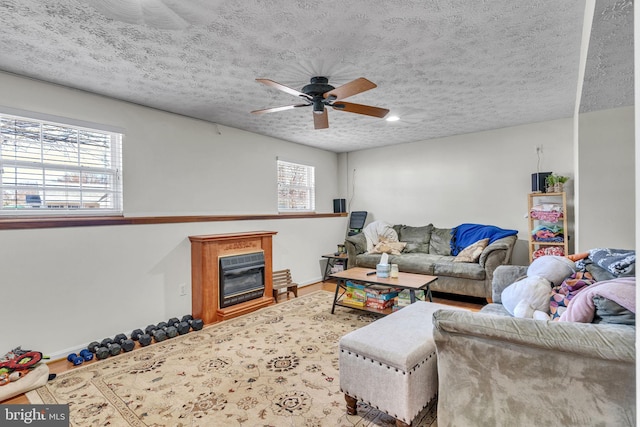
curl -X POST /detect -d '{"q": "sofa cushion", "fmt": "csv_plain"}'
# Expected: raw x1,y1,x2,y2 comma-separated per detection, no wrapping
453,238,489,263
391,253,445,275
429,227,452,255
479,303,512,317
398,224,433,253
355,253,385,268
356,253,444,275
434,259,486,280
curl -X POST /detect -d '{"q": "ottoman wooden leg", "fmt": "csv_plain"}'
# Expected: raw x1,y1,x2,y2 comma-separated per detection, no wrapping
395,419,411,427
345,394,358,415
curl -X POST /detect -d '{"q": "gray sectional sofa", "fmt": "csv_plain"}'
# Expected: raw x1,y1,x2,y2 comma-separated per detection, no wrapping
433,264,636,426
344,224,517,301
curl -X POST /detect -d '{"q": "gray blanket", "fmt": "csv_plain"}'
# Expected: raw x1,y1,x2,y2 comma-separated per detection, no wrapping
588,248,636,277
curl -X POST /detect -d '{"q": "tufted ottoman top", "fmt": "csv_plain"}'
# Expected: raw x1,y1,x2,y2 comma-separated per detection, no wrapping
339,302,468,371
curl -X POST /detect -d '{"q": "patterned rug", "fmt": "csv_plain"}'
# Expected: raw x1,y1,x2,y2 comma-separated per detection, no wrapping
28,291,437,426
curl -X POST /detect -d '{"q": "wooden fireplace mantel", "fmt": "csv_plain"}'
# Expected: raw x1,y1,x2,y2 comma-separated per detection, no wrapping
189,230,277,324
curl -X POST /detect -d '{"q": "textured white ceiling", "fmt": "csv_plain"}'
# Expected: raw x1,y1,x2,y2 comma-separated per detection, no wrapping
0,0,633,153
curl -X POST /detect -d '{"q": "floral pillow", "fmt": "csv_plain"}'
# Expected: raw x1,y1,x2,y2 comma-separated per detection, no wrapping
453,238,489,263
370,241,407,255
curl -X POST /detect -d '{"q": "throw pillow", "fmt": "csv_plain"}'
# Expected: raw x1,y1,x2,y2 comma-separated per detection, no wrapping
453,238,489,263
363,221,399,252
526,255,575,286
398,224,433,253
346,232,367,255
429,227,453,255
501,276,552,316
370,241,407,255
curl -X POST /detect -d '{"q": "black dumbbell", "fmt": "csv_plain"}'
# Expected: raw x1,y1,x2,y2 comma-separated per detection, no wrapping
100,338,122,356
181,314,204,331
131,329,152,347
114,333,135,352
145,324,167,342
168,317,190,335
87,341,110,360
67,349,93,366
156,321,179,339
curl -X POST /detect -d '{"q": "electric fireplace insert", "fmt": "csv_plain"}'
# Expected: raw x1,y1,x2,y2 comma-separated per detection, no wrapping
219,251,265,308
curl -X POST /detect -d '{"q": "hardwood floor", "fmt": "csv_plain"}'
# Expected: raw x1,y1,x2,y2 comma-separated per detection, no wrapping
2,280,483,405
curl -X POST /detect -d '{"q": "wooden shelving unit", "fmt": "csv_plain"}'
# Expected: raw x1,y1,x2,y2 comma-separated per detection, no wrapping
528,192,569,262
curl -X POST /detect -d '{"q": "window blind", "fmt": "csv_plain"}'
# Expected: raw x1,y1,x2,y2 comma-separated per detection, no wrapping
0,113,123,216
277,159,315,212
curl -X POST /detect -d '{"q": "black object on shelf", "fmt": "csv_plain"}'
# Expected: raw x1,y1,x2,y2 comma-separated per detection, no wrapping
531,172,551,193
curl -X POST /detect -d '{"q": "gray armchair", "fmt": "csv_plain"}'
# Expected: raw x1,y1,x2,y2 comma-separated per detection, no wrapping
432,265,636,427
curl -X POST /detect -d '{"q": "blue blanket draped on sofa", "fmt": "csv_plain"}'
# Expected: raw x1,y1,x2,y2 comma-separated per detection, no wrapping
451,223,518,255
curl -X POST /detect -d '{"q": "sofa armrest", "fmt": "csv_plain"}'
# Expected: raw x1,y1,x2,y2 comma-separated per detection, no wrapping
433,309,636,426
478,235,516,268
491,264,528,303
477,235,517,299
344,233,367,269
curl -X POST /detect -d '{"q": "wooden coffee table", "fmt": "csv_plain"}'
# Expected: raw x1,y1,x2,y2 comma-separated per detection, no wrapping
329,267,437,315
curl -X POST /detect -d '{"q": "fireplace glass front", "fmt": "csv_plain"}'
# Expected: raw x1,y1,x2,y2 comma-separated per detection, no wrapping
219,252,265,308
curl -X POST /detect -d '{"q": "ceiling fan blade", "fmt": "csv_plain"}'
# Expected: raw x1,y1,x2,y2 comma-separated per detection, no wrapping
313,109,329,129
323,77,377,101
332,102,389,118
256,78,311,100
251,104,309,115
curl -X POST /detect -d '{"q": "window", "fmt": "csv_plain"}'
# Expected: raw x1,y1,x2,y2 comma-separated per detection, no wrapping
277,159,315,212
0,111,123,216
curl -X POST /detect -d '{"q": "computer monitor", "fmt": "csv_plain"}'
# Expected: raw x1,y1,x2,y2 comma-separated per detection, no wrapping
347,211,367,236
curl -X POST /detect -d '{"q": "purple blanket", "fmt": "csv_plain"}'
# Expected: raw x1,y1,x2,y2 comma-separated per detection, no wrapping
450,223,518,255
559,277,636,323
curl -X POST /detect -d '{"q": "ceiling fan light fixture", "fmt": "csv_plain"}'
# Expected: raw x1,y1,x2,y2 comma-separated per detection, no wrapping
386,115,400,122
253,76,388,128
313,99,325,114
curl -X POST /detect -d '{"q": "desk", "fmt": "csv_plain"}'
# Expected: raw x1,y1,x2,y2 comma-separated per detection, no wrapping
329,267,437,315
321,253,348,281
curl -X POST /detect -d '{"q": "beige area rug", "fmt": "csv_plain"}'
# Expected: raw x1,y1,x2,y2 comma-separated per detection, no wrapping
28,291,436,426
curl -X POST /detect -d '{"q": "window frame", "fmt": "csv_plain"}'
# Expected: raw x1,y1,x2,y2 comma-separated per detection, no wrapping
0,108,123,217
277,159,316,213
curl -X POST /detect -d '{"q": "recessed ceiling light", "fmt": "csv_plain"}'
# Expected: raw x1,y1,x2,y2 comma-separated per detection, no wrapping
386,115,400,122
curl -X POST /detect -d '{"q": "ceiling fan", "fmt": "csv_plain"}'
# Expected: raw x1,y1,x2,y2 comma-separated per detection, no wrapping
250,76,389,129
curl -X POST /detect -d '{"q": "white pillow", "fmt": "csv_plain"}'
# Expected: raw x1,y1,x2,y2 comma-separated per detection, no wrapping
527,255,575,286
501,276,552,316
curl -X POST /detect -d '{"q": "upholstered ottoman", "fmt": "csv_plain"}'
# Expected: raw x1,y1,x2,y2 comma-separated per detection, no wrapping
339,302,467,427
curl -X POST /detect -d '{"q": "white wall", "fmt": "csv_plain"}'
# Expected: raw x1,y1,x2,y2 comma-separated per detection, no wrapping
345,119,575,265
2,70,634,360
577,106,635,250
0,72,345,358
